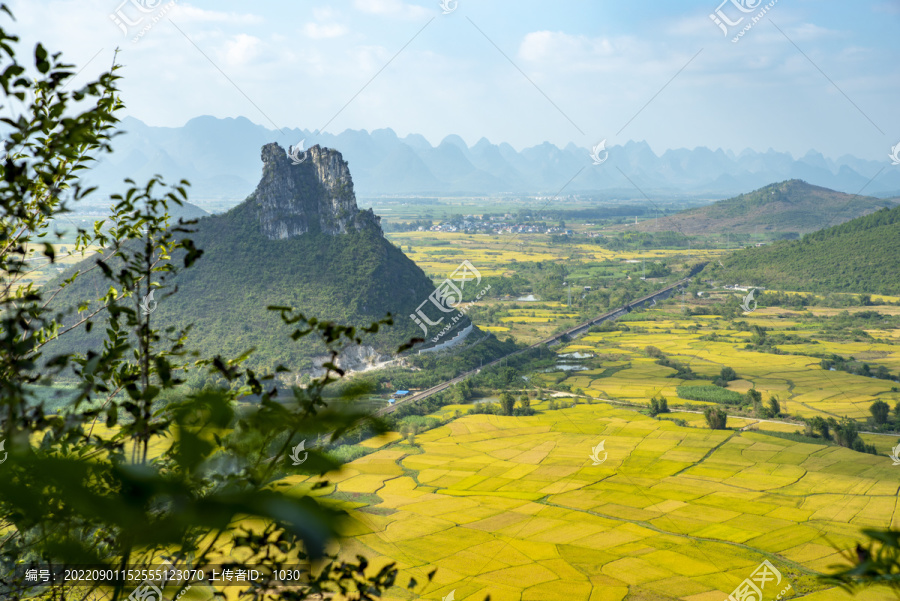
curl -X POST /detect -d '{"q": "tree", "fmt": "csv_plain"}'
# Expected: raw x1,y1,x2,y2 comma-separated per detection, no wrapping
870,400,890,425
831,418,860,449
519,395,531,410
704,407,728,430
720,367,737,381
649,395,669,417
810,416,831,440
499,392,516,416
768,395,781,418
751,325,767,346
0,17,418,600
746,389,763,415
517,395,533,416
644,345,664,358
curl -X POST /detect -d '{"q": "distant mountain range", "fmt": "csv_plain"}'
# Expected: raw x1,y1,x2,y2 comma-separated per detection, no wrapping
637,180,898,235
82,116,900,211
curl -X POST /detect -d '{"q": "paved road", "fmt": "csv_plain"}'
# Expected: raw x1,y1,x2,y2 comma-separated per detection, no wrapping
377,275,695,416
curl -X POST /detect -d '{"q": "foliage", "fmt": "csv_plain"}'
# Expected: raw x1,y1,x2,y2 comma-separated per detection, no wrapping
467,401,500,415
655,354,700,380
713,366,737,387
649,395,669,417
767,395,781,418
823,528,900,591
677,385,744,406
824,417,877,455
499,392,515,416
516,395,534,416
870,400,890,425
703,406,728,430
0,21,418,601
822,354,897,382
710,203,900,295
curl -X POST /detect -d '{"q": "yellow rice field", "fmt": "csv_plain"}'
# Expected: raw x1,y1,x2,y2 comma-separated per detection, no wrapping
309,403,898,600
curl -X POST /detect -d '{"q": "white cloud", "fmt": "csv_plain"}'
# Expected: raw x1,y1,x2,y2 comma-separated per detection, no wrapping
789,23,840,40
223,33,262,66
169,5,263,25
313,7,341,21
352,0,430,20
519,31,616,63
303,22,348,39
517,31,649,75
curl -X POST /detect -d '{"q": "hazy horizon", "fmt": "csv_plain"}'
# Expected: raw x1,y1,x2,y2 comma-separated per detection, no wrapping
5,0,898,161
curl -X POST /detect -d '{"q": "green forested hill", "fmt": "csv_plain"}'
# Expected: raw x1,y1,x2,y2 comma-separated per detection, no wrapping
639,179,896,235
43,144,475,373
45,203,453,372
707,204,900,295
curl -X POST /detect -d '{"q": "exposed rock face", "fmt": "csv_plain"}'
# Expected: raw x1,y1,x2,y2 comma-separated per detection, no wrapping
253,143,381,239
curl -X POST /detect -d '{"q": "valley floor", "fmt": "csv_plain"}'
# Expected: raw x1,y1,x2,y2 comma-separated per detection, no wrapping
291,400,897,600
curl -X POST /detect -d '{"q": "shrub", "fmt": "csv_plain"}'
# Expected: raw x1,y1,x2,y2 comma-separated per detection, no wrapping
645,345,664,358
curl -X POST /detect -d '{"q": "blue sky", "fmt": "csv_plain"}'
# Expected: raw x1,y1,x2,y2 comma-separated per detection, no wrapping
7,0,899,160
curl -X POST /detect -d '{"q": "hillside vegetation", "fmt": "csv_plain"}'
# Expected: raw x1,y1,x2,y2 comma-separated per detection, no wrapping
44,201,461,373
639,179,896,235
706,203,900,295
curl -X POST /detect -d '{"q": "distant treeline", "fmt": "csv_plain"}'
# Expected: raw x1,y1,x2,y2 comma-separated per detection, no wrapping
383,219,433,232
547,206,671,221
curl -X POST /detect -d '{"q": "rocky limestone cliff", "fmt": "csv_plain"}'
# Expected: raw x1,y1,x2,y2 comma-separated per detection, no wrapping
253,143,381,239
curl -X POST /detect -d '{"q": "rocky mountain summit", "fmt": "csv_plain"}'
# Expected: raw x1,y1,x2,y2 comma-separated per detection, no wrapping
254,143,381,239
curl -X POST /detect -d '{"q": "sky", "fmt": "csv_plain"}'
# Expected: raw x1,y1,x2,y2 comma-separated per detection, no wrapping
5,0,900,160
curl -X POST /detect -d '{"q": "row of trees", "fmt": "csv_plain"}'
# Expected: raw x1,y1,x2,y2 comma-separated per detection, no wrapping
803,417,877,455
